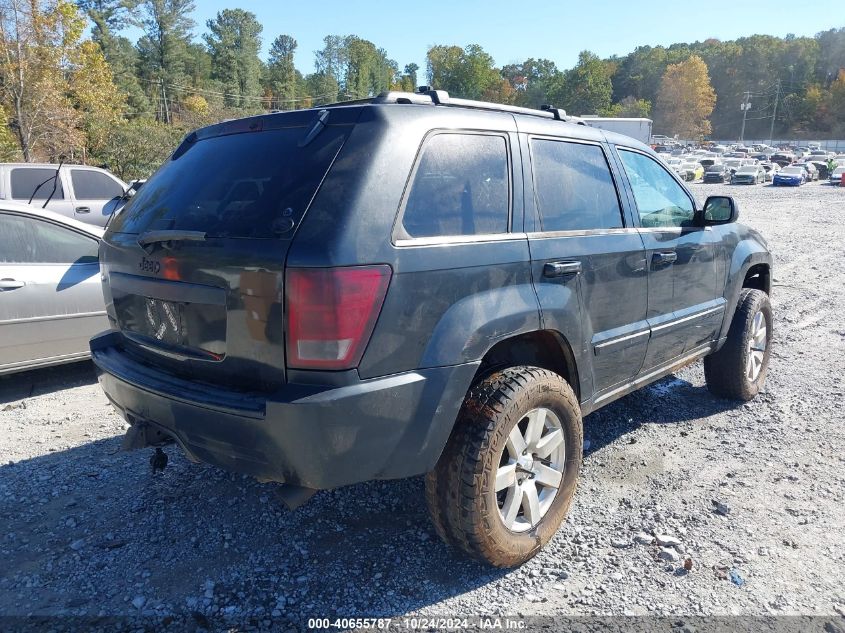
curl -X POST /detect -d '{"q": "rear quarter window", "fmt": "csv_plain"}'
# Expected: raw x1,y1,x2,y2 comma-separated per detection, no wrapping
400,132,510,239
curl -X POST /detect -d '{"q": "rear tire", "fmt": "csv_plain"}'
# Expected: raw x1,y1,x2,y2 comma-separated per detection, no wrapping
425,366,582,567
704,289,772,400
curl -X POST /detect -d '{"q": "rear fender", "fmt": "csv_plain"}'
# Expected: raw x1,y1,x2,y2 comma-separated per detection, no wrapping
419,283,541,367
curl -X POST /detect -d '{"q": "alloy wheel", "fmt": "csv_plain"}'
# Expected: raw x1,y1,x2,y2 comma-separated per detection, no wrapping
746,311,768,382
495,408,566,533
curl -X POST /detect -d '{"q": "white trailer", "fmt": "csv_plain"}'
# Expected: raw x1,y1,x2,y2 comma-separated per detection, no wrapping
580,117,654,145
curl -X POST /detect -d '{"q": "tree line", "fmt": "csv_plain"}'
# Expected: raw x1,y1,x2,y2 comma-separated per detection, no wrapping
0,0,843,180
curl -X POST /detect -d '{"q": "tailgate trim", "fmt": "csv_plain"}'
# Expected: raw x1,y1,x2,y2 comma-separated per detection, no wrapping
110,272,227,306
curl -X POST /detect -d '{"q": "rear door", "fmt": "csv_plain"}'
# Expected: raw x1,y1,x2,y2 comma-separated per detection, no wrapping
100,109,360,392
68,168,126,226
614,147,724,372
8,167,75,219
0,212,105,372
524,134,648,398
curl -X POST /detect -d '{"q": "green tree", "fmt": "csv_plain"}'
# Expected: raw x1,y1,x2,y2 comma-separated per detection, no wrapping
426,43,499,99
135,0,195,121
204,8,262,108
606,95,652,118
554,50,613,115
267,34,296,108
656,55,716,139
404,62,418,87
98,117,182,179
501,57,561,107
314,34,347,90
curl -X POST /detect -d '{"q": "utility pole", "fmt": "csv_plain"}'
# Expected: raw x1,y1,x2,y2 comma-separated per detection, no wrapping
769,79,781,144
739,92,751,143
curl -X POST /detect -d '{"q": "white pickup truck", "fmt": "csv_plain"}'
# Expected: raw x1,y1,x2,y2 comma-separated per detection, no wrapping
0,163,128,227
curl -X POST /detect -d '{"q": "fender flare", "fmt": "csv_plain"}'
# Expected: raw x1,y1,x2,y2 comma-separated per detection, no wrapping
718,242,772,343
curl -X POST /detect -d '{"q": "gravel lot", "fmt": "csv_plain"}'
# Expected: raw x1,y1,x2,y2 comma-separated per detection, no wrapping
2,181,844,628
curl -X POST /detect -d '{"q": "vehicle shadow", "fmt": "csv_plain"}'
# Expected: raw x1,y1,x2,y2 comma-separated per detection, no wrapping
0,361,98,405
0,369,738,623
582,372,738,455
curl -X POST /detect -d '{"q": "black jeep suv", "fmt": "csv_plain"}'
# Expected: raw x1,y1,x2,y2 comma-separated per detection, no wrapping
91,89,773,567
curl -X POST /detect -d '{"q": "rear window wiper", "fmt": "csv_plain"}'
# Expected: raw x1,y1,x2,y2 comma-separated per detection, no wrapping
137,230,206,253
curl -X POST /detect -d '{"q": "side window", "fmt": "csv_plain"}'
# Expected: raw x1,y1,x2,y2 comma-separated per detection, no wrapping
10,168,65,200
402,133,509,238
531,139,623,231
0,213,97,264
71,170,125,199
618,150,695,228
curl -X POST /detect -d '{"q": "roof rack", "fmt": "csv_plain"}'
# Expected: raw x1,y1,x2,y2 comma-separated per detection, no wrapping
362,87,585,124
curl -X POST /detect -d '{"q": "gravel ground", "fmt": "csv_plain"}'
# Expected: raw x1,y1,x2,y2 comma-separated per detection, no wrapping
1,181,844,628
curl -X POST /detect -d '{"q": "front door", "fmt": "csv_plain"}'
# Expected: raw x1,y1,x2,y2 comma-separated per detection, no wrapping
69,168,126,226
614,148,724,373
525,135,649,398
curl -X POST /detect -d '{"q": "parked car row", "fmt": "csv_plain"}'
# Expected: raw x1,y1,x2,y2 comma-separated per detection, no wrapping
657,141,845,186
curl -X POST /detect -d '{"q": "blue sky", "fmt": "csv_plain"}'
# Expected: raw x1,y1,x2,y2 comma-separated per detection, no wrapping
127,1,840,78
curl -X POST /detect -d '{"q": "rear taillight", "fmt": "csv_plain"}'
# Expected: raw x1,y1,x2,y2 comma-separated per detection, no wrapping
285,265,391,370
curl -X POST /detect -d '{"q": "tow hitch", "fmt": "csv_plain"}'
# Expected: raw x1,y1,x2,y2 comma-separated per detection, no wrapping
120,419,173,451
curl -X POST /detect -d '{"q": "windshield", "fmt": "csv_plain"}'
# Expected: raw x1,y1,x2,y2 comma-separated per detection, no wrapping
109,126,348,238
782,167,803,175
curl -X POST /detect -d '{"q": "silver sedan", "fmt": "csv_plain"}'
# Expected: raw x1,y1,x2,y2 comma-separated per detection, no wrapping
0,203,107,374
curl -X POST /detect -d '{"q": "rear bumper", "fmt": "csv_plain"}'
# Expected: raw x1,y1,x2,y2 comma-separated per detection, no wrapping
91,331,478,489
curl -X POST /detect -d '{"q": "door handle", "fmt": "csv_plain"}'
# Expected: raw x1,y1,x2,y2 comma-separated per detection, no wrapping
0,278,26,290
75,206,91,214
543,261,582,278
652,251,677,267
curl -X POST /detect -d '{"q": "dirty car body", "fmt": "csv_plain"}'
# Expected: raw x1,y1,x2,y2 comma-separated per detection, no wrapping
91,93,772,496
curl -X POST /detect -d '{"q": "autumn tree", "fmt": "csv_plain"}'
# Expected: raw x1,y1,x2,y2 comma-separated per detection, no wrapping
656,55,716,139
75,0,149,115
70,39,126,160
0,0,86,160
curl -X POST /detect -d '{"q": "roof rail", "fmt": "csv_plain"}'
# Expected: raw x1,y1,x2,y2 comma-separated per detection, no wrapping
366,87,585,124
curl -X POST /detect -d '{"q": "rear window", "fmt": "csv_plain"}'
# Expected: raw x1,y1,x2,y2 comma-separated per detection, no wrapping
109,126,348,238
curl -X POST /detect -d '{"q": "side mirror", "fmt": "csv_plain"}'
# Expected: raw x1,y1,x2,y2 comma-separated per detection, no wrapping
701,195,738,225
